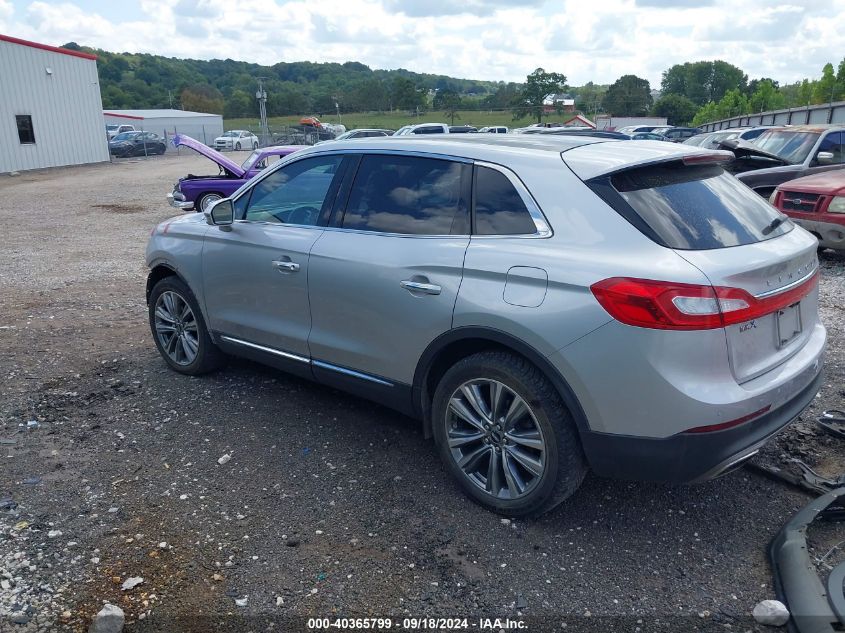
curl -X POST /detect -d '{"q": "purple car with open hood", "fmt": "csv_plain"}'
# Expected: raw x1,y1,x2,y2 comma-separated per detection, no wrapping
167,134,307,212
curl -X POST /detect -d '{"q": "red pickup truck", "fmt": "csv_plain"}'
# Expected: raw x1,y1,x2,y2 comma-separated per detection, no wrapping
771,170,845,253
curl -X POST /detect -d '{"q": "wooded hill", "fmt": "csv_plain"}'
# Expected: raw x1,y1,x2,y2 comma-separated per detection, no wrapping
61,42,502,118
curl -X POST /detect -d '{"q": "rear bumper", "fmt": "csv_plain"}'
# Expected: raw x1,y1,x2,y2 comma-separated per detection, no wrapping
581,368,823,483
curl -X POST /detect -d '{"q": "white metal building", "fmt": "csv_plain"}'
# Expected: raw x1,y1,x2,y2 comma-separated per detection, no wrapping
103,109,224,147
0,34,110,173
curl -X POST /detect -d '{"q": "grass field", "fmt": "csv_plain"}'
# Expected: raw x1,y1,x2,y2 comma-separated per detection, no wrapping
224,110,536,132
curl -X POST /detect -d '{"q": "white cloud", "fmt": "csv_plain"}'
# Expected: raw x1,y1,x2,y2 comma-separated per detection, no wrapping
1,0,843,87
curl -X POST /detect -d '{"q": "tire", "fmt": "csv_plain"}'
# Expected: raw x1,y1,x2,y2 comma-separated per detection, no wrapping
235,142,241,151
196,192,223,213
148,276,224,375
253,141,259,149
432,351,586,517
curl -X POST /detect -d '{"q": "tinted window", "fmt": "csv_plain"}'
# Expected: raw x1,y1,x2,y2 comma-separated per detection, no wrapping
602,162,792,250
242,155,343,225
16,115,35,144
413,126,444,135
342,154,468,235
754,130,820,164
474,166,537,235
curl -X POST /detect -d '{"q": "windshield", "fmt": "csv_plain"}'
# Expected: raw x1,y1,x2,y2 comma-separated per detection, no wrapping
106,125,118,132
222,131,239,137
752,130,820,164
112,132,137,141
334,131,354,140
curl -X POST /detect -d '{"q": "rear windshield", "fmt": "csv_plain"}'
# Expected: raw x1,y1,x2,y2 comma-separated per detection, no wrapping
595,162,792,250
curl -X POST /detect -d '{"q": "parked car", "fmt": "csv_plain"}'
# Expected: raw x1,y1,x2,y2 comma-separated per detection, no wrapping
106,124,135,140
660,127,701,142
771,171,845,252
630,132,667,141
616,125,656,135
334,129,393,140
167,134,306,212
214,130,259,151
449,126,478,133
478,126,508,134
723,125,845,198
543,129,632,140
108,131,166,157
684,130,740,148
146,136,825,516
393,123,450,135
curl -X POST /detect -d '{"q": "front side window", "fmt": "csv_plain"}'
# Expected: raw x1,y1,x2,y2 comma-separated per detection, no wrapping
341,154,468,235
242,155,344,225
474,166,537,235
16,115,35,144
818,132,844,164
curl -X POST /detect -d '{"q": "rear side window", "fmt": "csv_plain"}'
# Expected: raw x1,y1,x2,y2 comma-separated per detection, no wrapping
342,154,469,235
593,162,792,250
474,166,537,235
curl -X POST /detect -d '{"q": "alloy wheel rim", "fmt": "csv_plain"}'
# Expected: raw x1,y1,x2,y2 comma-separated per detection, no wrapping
445,379,547,500
201,194,222,212
154,291,199,366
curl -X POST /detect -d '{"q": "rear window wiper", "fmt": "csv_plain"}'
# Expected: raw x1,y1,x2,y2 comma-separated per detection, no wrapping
762,214,789,236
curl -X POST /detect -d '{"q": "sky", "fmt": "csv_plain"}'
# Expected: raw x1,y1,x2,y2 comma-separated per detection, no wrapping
1,0,843,87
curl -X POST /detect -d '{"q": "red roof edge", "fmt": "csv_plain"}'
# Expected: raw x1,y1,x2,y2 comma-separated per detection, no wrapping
0,33,98,60
103,112,145,120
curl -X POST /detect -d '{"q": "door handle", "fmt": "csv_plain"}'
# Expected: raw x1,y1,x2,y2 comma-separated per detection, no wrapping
272,260,300,272
400,280,441,295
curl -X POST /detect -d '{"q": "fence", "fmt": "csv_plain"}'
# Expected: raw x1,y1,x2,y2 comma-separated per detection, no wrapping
700,100,845,132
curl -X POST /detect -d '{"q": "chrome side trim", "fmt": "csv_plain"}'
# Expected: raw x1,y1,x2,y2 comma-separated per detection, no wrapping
473,160,553,238
219,336,310,363
755,267,818,299
312,360,394,387
219,336,394,386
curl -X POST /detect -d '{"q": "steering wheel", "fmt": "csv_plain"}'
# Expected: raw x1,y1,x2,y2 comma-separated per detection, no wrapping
287,206,320,225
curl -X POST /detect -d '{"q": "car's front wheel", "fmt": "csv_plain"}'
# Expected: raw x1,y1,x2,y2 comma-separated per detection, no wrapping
253,141,259,149
235,142,242,150
432,351,586,517
148,277,223,375
196,192,223,213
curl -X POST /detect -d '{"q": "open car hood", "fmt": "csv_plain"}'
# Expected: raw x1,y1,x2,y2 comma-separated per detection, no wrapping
719,138,790,165
172,134,245,178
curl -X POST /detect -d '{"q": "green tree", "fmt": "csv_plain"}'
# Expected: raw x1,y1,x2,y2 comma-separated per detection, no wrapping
516,68,567,123
434,88,463,125
749,80,785,113
223,89,253,118
661,61,747,105
391,76,425,110
180,84,224,114
691,102,719,127
813,63,840,104
602,75,652,116
652,94,697,125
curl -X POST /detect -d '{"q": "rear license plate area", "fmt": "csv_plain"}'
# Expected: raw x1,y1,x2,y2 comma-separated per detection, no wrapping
776,302,802,348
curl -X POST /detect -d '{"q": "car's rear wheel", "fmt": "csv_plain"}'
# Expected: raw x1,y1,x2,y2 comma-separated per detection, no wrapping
197,192,223,213
148,277,223,375
432,351,586,517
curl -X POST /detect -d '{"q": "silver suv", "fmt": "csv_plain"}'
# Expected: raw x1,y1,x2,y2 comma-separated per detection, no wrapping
146,136,826,516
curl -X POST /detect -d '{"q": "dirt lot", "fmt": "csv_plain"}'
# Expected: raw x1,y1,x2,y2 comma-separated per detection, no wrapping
1,154,843,633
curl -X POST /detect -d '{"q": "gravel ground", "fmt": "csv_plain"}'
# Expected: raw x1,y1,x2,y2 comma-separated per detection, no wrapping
0,154,843,633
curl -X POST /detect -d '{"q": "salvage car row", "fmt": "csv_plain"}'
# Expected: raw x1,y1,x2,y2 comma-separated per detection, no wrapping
166,124,845,253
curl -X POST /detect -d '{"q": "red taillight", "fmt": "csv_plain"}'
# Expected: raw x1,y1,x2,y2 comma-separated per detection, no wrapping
591,271,818,331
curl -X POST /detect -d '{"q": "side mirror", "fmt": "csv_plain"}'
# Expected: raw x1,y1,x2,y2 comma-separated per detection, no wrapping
205,198,234,227
816,151,834,165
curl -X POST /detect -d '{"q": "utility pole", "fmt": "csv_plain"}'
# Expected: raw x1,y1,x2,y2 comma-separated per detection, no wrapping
256,77,269,146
